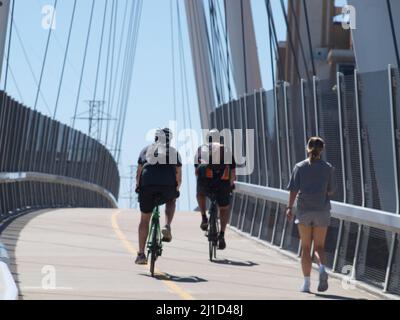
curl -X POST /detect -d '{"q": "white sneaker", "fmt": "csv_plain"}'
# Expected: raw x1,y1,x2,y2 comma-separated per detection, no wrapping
318,271,329,292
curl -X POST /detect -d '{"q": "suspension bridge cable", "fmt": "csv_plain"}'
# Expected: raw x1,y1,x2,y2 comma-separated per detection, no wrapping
265,0,284,80
223,0,232,101
53,0,77,120
278,0,301,81
116,1,143,163
209,0,224,105
112,0,135,156
92,0,109,103
268,9,277,90
171,0,178,122
207,0,223,105
302,0,316,76
200,1,221,106
240,0,249,94
106,1,129,148
8,65,23,102
105,0,119,147
34,0,58,111
100,0,117,144
115,0,143,162
288,0,311,81
4,0,15,91
386,0,400,68
72,0,96,129
13,21,52,112
177,0,194,209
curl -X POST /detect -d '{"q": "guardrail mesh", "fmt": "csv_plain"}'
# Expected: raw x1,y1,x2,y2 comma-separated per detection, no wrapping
0,91,120,223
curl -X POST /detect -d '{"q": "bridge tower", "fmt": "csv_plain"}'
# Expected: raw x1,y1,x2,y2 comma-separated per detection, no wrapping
0,0,10,82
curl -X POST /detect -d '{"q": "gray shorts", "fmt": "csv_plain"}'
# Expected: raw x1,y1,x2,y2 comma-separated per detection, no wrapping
295,211,331,228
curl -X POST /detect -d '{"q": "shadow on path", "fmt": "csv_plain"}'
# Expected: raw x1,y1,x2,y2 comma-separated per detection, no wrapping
211,259,258,267
141,273,208,283
314,293,366,301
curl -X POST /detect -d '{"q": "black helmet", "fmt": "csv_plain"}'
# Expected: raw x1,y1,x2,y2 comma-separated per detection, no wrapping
155,127,173,144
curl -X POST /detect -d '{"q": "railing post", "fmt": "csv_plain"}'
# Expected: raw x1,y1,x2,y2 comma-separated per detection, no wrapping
351,224,363,280
384,64,399,292
332,220,344,271
280,81,291,248
301,79,308,152
313,75,320,136
258,89,269,238
250,91,261,236
336,72,348,204
271,82,283,245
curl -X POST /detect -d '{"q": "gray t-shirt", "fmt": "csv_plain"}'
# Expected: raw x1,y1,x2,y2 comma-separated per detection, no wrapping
287,159,336,214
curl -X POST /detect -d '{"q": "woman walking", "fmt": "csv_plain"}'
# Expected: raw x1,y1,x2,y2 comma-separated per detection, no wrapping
286,137,336,293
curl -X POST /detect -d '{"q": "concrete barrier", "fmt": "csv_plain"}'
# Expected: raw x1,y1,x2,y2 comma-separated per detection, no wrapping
0,242,18,300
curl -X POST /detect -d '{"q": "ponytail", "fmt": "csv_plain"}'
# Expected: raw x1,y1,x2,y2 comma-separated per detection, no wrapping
307,137,325,163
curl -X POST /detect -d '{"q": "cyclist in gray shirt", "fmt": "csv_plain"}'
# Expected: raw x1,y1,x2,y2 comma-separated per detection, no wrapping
286,137,336,293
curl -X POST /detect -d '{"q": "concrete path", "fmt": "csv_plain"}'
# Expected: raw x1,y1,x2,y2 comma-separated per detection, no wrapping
0,209,378,300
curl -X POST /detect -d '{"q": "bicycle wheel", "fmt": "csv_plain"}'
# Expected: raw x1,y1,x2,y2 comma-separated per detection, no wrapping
208,204,218,261
149,222,159,277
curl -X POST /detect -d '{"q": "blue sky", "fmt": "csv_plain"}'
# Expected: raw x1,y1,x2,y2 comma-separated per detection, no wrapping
0,0,297,210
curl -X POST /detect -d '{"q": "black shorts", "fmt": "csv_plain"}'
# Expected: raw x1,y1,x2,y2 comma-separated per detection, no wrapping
139,186,179,214
197,178,233,207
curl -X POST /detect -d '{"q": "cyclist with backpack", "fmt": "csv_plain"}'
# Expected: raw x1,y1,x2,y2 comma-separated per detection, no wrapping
195,129,236,250
135,128,182,265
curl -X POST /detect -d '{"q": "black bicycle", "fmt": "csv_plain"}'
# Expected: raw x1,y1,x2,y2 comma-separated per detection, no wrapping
207,192,219,262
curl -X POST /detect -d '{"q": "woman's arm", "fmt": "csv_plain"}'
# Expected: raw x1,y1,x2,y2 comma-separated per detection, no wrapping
176,166,182,191
136,165,143,191
230,168,236,186
286,191,298,221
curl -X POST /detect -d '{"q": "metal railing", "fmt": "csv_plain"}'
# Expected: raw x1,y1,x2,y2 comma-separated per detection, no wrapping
0,90,120,223
211,65,400,296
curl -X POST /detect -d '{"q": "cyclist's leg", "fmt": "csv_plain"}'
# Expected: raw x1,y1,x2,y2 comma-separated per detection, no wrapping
219,206,230,233
138,187,156,254
196,178,209,230
216,183,232,250
162,186,179,242
138,213,152,254
217,182,232,233
165,199,176,226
